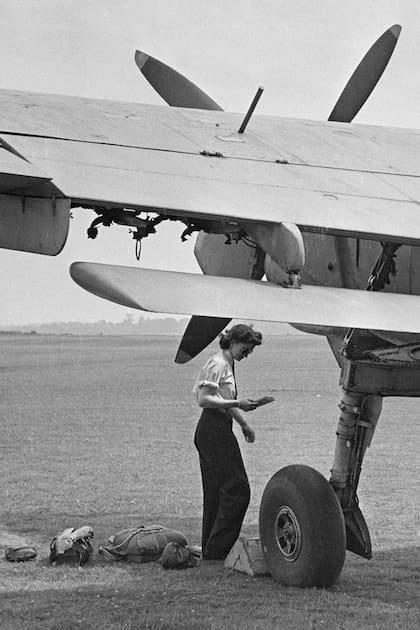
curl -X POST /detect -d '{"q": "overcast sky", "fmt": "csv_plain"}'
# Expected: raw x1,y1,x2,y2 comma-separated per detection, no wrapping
1,0,419,324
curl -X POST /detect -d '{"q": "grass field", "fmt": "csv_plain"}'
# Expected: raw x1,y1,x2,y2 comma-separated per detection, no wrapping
0,333,419,629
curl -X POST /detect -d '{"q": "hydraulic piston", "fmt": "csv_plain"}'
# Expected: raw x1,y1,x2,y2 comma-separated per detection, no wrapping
330,329,420,558
330,388,382,558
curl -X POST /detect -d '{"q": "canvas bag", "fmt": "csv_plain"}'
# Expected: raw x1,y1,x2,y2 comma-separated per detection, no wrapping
49,525,94,567
99,524,188,563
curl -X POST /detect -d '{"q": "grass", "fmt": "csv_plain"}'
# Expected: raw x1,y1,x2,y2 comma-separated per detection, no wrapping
0,333,419,629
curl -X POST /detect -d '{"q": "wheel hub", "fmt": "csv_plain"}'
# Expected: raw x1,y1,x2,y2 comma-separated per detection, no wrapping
274,506,302,562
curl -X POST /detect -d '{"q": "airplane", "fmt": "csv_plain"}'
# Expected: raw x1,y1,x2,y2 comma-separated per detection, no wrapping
1,24,418,588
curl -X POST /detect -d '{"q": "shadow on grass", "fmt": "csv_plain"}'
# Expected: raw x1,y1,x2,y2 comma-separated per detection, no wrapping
1,544,419,630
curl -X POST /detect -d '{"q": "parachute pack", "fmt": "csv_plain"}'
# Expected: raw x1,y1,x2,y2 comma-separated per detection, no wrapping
98,524,189,563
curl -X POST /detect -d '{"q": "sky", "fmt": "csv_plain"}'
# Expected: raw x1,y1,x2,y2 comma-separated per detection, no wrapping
1,0,420,324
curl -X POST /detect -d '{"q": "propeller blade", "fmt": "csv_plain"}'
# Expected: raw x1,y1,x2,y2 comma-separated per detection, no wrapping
135,50,223,110
175,315,231,364
328,24,401,123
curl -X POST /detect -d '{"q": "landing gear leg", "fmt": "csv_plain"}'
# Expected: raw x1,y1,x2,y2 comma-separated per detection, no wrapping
331,329,420,558
330,388,382,558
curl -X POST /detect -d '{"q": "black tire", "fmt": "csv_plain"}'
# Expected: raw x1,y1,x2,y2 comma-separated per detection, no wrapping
259,464,346,588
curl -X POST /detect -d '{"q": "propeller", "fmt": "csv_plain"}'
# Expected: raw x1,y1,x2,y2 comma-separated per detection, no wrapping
135,24,401,363
328,24,401,122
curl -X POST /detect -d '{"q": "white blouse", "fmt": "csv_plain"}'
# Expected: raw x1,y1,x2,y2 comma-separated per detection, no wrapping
193,350,237,402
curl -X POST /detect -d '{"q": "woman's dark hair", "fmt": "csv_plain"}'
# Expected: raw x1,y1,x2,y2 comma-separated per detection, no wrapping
219,324,262,349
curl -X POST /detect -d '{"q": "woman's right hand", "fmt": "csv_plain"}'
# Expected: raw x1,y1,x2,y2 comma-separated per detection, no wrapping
238,399,258,412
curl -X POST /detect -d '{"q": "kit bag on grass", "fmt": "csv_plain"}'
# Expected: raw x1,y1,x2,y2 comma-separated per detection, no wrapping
99,524,188,563
5,546,37,562
49,525,94,567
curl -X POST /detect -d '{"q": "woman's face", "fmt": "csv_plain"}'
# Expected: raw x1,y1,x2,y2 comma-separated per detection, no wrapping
230,340,255,361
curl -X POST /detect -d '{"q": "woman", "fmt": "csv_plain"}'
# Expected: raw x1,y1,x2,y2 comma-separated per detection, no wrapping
193,323,270,561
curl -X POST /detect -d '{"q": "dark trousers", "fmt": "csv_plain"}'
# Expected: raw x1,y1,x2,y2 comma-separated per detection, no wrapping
194,408,250,560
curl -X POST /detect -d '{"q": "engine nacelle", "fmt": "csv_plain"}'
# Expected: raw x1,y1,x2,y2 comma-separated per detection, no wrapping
244,222,305,275
0,193,70,255
264,253,288,284
194,231,263,279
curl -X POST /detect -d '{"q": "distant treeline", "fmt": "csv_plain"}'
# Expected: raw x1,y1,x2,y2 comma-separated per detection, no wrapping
0,314,301,336
1,315,186,336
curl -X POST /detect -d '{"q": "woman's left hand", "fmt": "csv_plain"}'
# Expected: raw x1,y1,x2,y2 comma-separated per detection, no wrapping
242,424,255,443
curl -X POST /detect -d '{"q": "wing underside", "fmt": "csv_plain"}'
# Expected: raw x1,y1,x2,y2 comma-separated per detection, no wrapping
70,262,420,335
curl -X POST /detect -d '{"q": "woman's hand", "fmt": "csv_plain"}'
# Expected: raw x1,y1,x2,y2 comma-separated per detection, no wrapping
238,398,259,412
242,423,255,443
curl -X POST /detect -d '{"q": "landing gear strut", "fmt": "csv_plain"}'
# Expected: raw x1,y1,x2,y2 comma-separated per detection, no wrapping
329,385,382,559
331,329,420,558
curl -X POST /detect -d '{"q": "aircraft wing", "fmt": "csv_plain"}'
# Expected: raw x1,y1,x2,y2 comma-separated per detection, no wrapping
0,128,69,255
2,90,420,245
0,142,51,191
70,262,420,335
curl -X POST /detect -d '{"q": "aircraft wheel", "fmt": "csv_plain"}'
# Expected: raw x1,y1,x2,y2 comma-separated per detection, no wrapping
259,464,346,588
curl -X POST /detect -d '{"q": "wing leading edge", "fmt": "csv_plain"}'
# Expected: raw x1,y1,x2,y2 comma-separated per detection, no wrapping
70,262,420,335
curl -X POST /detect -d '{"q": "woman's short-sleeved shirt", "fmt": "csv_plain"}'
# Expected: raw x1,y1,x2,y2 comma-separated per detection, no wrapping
193,350,236,402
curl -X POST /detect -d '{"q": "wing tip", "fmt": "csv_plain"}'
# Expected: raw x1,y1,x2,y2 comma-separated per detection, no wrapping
69,261,84,283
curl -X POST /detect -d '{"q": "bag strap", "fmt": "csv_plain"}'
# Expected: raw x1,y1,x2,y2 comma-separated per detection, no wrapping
102,527,145,555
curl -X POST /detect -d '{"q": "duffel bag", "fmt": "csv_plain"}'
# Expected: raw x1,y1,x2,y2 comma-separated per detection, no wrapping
99,524,188,563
